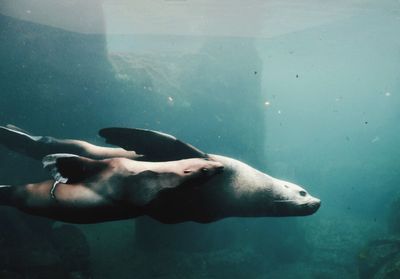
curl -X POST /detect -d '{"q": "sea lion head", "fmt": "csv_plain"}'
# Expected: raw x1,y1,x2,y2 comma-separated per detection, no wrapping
267,178,321,216
209,155,321,219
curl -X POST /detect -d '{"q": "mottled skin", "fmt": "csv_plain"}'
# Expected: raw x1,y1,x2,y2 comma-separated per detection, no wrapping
2,157,223,223
0,126,320,224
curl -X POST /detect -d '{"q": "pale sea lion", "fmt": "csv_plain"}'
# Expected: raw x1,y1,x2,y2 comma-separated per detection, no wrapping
0,125,320,224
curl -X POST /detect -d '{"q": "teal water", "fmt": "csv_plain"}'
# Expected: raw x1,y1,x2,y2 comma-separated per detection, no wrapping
0,1,400,278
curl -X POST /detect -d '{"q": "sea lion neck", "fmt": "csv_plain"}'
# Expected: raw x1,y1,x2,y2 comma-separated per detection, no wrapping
207,154,276,217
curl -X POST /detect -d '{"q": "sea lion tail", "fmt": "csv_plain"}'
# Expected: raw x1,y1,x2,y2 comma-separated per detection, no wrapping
1,124,42,141
0,124,44,158
0,185,14,206
5,124,31,134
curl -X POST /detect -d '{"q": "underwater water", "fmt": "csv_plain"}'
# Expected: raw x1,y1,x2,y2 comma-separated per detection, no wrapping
0,0,400,278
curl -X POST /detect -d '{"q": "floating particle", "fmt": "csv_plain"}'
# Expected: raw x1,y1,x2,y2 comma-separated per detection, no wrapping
168,96,174,102
371,136,380,143
385,92,391,97
364,121,368,124
264,101,270,107
254,71,257,75
26,10,31,14
277,110,282,114
296,74,299,78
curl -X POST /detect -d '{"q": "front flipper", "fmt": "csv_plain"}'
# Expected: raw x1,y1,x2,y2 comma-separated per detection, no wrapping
99,128,207,162
123,159,223,206
126,171,180,207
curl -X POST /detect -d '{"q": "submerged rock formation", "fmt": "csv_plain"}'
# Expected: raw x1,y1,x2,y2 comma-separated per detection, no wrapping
358,195,400,279
358,238,400,279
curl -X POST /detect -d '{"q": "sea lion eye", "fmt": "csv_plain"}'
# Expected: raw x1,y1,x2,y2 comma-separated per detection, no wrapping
299,191,307,197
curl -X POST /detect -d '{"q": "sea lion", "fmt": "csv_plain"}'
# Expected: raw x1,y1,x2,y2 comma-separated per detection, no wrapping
0,125,320,224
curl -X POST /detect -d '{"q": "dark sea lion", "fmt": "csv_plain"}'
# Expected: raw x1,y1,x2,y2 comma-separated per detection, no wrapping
0,125,320,224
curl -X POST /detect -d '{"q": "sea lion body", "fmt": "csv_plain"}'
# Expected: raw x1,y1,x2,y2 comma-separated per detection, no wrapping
145,155,320,224
13,156,224,223
0,126,320,224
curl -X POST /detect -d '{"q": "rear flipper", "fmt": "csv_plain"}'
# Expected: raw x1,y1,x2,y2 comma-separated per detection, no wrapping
0,125,47,159
0,125,92,160
0,185,14,206
0,124,139,160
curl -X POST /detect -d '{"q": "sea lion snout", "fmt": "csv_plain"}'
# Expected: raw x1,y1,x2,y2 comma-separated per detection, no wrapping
269,179,321,216
300,198,321,215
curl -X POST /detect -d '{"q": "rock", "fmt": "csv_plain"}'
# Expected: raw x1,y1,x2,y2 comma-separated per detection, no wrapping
388,196,400,234
50,224,92,277
358,238,400,279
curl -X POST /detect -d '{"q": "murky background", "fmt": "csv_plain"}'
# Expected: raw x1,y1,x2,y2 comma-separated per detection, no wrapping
1,1,400,278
